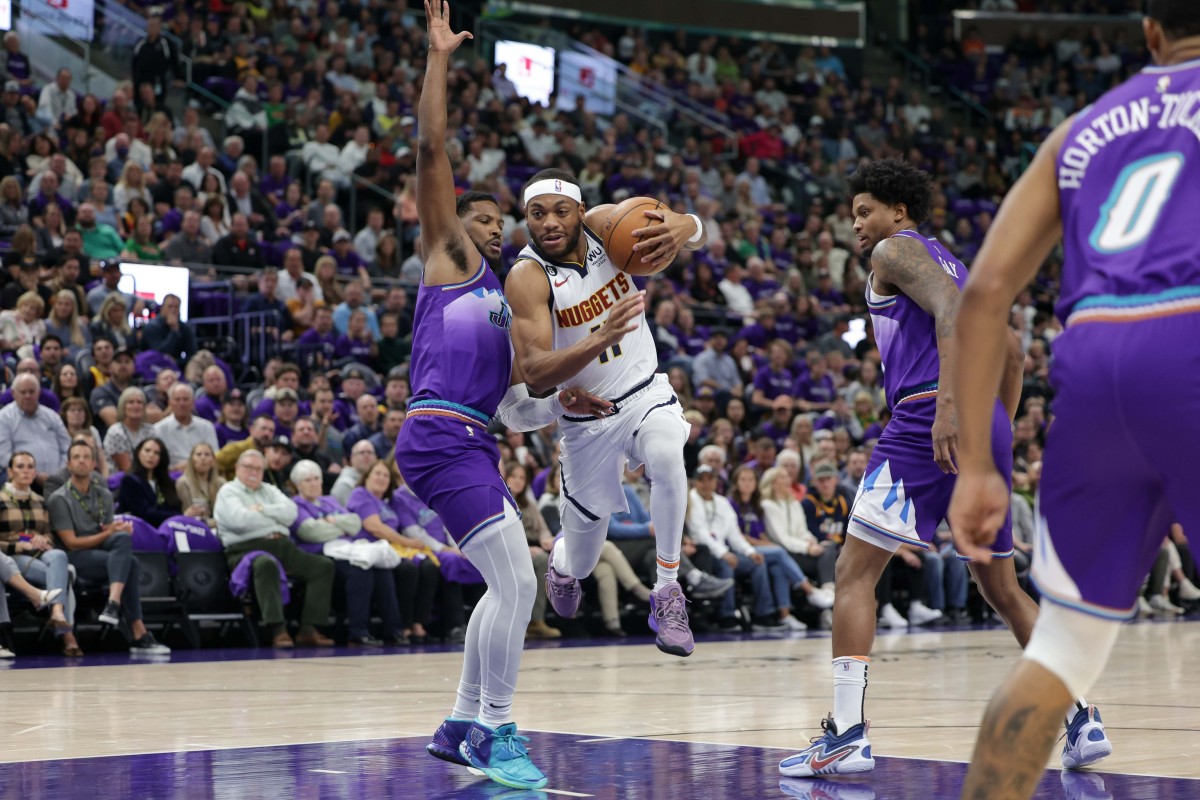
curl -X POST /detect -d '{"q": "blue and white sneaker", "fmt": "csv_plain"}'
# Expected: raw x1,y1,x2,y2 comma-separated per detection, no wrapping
780,778,877,799
779,715,875,777
459,721,548,790
1061,705,1113,769
426,717,473,766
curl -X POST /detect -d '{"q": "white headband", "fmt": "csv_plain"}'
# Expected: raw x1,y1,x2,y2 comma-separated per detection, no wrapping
523,178,582,207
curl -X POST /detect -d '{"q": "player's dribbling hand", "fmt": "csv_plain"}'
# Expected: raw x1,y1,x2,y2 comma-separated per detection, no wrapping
559,388,615,418
596,291,646,348
424,0,472,53
946,469,1009,564
631,211,690,268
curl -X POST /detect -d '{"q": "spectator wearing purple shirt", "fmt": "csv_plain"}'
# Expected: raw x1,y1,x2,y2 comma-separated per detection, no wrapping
4,34,31,83
742,257,781,302
737,309,785,352
810,269,848,313
754,395,796,450
214,391,249,448
193,365,228,422
331,232,368,277
793,350,837,413
296,307,338,370
750,340,796,413
334,308,376,365
331,368,373,432
259,155,291,205
270,389,301,441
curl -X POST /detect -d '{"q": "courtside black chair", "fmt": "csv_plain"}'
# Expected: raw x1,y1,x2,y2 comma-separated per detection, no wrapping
174,551,258,647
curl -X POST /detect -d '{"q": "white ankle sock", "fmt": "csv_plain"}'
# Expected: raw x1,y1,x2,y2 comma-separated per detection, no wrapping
832,656,869,731
451,680,480,721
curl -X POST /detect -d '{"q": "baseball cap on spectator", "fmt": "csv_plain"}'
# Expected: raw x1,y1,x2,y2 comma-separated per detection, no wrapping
695,386,716,400
224,389,246,405
399,116,415,127
99,259,121,272
811,462,839,480
812,429,834,442
275,388,299,403
342,367,367,382
18,257,37,272
333,231,351,244
695,465,717,478
113,346,135,361
809,115,825,127
817,269,831,279
302,220,320,232
387,366,408,380
3,81,18,93
267,435,292,451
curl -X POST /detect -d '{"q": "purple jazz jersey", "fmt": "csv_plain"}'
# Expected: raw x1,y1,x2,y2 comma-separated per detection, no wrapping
853,231,1012,555
1055,58,1200,325
395,260,516,546
1032,58,1200,620
866,230,966,410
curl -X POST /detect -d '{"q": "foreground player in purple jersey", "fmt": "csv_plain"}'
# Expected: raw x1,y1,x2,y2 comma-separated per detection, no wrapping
951,2,1200,797
396,3,608,791
780,160,1109,779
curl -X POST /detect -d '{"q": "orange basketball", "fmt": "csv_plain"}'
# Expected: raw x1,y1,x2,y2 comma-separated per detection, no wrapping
601,197,673,277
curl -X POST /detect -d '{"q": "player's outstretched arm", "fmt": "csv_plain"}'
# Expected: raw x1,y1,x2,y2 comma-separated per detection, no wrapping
506,258,645,394
947,119,1070,560
871,234,963,474
416,0,473,286
496,360,614,432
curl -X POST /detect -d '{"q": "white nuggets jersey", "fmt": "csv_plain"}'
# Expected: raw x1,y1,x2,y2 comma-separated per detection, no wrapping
518,226,658,399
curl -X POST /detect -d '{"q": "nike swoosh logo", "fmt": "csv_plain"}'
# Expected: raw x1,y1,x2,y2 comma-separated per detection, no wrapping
808,744,858,771
554,278,569,287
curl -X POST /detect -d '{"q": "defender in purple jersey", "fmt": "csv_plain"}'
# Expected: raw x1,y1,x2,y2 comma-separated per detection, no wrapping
397,3,609,792
951,4,1200,797
780,160,1109,781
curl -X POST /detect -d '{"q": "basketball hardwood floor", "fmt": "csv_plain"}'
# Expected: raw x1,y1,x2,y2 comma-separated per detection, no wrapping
1,620,1197,798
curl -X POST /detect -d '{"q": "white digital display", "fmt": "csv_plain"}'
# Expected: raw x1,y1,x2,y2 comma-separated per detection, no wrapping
118,263,191,323
557,52,617,117
495,40,556,107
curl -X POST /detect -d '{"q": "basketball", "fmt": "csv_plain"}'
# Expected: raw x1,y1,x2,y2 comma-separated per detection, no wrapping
601,197,672,277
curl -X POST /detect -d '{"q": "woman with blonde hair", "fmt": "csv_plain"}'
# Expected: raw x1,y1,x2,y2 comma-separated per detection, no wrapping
175,442,224,528
103,386,152,474
90,293,133,349
44,289,92,357
112,161,152,217
0,292,46,358
760,465,838,591
314,255,342,306
0,175,28,237
5,224,36,266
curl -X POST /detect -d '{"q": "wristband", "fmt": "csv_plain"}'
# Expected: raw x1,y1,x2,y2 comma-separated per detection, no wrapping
686,213,704,244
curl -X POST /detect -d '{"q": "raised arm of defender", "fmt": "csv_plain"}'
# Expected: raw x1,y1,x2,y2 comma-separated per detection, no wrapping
416,0,476,286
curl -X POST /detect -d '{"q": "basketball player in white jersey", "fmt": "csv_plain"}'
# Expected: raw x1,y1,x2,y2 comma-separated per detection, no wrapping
506,169,709,656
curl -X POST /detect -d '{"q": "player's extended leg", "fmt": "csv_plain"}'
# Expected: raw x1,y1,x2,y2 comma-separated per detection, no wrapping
547,504,609,619
962,603,1121,800
430,503,547,790
970,549,1112,769
780,534,893,777
631,417,694,656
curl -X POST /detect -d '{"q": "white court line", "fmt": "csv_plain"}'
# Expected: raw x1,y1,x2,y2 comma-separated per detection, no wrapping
309,769,348,775
573,736,626,743
11,724,50,736
542,789,593,798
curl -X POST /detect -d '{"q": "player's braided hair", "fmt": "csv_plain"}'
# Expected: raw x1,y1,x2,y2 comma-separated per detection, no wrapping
846,160,934,226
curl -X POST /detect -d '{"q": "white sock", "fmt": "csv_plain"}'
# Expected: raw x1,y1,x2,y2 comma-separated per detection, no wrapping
478,693,513,728
451,679,481,720
832,656,869,732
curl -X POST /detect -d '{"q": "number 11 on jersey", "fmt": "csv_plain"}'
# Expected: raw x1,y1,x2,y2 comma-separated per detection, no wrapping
589,325,623,365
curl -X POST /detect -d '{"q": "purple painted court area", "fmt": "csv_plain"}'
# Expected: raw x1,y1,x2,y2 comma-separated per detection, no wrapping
1,734,1193,800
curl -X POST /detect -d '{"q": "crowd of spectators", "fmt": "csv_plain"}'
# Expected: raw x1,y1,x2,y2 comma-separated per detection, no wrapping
0,0,1195,658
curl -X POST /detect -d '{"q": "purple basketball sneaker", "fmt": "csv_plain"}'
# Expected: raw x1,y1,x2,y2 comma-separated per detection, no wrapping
545,537,582,618
427,717,472,766
648,581,694,657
